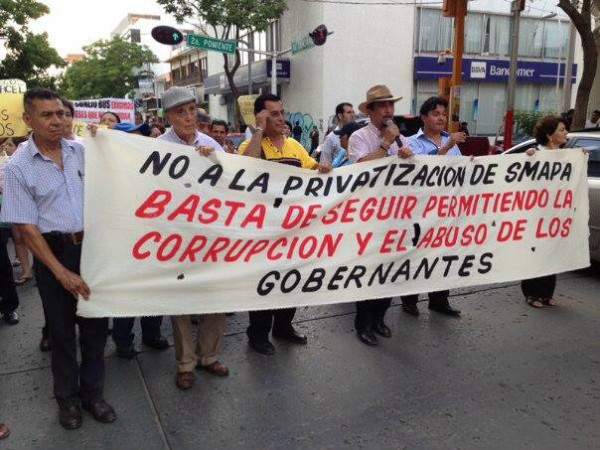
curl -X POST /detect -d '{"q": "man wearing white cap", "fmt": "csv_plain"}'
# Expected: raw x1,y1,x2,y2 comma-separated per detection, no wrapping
158,86,228,390
348,84,412,347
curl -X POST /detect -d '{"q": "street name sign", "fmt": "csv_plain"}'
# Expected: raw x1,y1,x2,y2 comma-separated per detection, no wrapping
186,34,237,54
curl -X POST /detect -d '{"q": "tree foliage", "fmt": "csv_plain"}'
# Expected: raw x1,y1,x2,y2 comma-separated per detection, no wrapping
0,0,65,85
61,36,158,99
157,0,286,127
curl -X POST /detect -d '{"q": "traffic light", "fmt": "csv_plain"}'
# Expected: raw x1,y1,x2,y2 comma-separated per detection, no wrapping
309,25,329,46
151,26,184,45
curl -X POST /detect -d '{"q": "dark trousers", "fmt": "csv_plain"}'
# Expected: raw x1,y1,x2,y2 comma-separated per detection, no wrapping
112,316,163,349
521,275,556,299
401,290,450,309
0,230,19,314
247,308,296,342
34,241,108,408
355,297,392,331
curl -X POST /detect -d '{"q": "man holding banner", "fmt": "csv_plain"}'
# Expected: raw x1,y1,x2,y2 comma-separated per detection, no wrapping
401,96,466,318
158,86,229,390
1,88,115,429
239,93,332,355
348,84,413,346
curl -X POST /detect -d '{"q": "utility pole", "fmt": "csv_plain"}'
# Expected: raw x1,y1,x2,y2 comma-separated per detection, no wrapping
561,1,577,112
504,0,523,150
442,0,467,133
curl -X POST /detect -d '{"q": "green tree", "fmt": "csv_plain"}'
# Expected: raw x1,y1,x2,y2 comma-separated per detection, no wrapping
62,36,158,99
0,0,65,86
157,0,286,128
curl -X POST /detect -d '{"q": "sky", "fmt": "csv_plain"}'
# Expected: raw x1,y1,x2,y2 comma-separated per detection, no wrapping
29,0,171,57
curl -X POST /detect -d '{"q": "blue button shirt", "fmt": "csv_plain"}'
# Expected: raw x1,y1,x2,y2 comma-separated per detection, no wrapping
0,137,85,233
408,129,462,156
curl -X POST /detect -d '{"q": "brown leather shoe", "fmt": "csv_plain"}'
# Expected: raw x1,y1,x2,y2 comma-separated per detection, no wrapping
198,361,229,377
59,405,82,429
82,399,116,424
175,371,195,390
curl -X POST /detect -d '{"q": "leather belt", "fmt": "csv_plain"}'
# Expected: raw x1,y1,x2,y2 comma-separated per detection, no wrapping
43,231,84,245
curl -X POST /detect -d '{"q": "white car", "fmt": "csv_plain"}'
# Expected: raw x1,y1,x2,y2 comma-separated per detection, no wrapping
503,130,600,262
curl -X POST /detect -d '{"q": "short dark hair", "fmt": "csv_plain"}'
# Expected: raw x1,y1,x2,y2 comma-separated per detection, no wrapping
593,110,600,115
285,120,292,129
534,115,564,145
61,97,74,116
196,111,212,123
335,102,353,117
211,119,228,133
254,93,281,115
101,111,121,123
419,96,448,117
24,88,60,113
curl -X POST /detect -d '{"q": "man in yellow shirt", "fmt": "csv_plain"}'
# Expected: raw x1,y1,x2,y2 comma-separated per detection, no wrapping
239,93,331,355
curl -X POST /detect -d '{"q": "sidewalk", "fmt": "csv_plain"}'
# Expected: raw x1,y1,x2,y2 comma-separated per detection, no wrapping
1,267,599,449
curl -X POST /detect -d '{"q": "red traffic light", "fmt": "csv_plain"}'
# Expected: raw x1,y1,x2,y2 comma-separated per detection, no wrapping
309,25,329,46
151,26,183,45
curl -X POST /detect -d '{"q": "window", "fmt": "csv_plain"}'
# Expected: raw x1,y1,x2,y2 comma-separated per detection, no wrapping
482,15,510,56
417,8,452,53
543,20,568,59
465,13,483,54
200,58,208,79
519,18,543,58
573,138,600,177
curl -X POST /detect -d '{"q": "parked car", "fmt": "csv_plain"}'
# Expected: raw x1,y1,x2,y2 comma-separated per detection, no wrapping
502,129,600,262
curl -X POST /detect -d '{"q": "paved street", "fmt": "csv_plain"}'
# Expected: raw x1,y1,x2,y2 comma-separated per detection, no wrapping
1,263,599,450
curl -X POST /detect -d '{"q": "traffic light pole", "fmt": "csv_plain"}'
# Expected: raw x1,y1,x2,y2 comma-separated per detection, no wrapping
504,0,521,150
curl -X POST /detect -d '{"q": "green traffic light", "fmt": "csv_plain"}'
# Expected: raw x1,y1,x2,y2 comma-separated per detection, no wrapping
173,33,180,40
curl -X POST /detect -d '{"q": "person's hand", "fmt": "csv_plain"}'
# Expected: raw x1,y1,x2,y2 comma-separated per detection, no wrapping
56,269,90,300
449,131,467,145
382,122,400,147
397,146,413,158
195,145,214,156
87,123,99,137
316,161,332,173
525,148,536,156
255,110,270,131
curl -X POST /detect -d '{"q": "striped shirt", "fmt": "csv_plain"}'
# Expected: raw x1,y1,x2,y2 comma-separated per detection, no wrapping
348,123,410,163
158,127,224,152
0,137,84,233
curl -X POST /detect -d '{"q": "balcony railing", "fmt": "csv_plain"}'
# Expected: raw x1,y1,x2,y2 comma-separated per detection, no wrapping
168,72,204,88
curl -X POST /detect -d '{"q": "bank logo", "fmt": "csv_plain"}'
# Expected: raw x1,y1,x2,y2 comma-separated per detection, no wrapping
470,61,487,79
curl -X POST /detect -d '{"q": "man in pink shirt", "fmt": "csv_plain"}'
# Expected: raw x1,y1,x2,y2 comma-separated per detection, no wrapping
347,84,412,347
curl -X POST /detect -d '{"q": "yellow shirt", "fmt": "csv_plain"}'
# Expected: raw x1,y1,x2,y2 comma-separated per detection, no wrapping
239,136,317,169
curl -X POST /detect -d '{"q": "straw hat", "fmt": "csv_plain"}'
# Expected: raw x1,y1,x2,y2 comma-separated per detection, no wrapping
358,85,402,113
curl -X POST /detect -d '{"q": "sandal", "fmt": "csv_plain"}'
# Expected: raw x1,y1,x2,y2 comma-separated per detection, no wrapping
0,423,9,439
14,276,32,286
542,297,557,306
526,296,543,308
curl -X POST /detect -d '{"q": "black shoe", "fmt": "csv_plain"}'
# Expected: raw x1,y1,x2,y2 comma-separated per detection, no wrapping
2,311,18,325
357,330,378,346
248,339,275,355
428,304,461,317
39,336,51,352
142,336,169,350
402,304,420,317
272,330,308,345
59,405,82,430
116,345,136,359
82,399,116,424
373,322,392,338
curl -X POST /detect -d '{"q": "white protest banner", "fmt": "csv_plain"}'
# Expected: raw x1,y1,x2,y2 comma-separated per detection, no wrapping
73,98,134,123
78,131,589,317
0,79,26,94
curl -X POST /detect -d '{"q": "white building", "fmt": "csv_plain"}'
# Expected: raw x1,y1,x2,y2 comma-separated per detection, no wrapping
200,0,582,143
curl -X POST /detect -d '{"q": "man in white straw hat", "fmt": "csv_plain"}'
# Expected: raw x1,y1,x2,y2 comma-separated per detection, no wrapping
347,84,412,347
